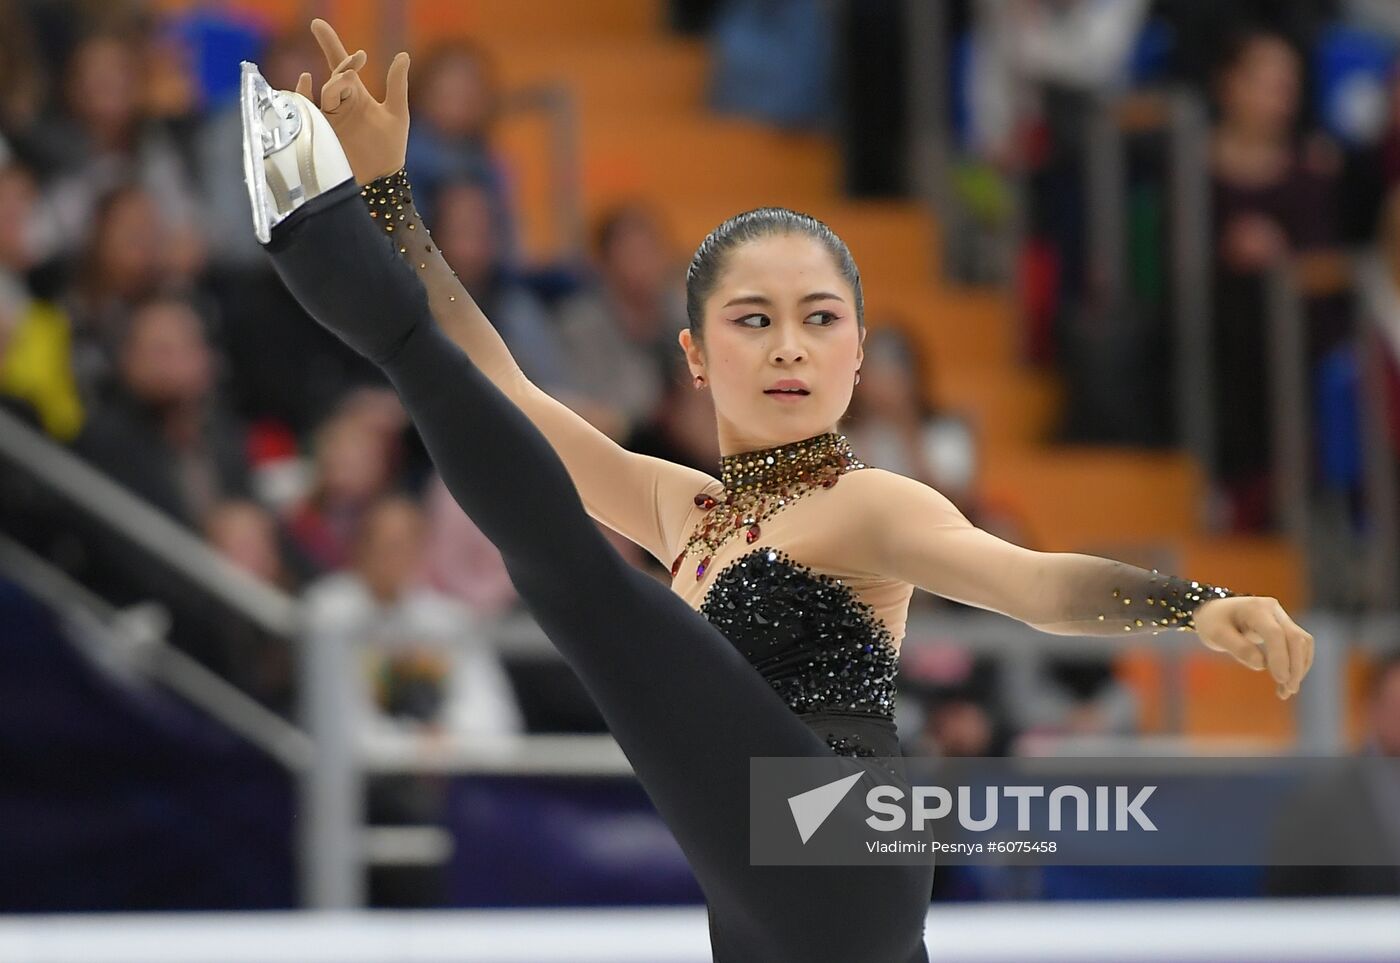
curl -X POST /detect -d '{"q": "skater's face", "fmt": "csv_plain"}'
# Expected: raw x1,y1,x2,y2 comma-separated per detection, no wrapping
680,233,864,452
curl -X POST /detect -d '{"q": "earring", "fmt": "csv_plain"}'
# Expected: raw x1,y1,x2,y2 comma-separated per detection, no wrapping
854,369,861,386
694,375,706,389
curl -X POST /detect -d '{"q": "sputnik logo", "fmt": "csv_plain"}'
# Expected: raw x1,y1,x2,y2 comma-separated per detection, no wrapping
787,772,864,844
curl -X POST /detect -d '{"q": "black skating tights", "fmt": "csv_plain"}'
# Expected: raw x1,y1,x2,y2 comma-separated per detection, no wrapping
264,180,933,963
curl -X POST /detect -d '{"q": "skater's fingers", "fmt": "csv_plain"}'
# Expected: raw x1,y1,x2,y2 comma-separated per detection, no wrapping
296,72,313,102
310,18,352,71
333,50,367,78
1242,611,1291,693
384,51,410,116
320,51,368,113
1212,623,1267,672
320,71,359,113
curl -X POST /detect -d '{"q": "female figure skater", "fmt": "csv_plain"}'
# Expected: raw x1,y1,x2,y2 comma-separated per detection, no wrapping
241,21,1314,962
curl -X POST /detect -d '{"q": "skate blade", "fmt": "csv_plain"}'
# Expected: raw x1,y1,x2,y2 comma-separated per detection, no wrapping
241,62,307,244
240,61,273,244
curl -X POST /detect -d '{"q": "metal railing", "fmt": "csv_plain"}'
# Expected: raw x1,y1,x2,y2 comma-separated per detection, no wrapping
503,81,585,260
1359,323,1400,608
0,532,312,769
1265,250,1400,612
0,406,299,635
922,74,1220,493
902,0,952,279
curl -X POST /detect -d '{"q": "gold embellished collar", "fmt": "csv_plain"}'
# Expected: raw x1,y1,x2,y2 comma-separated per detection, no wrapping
673,431,866,581
719,431,862,494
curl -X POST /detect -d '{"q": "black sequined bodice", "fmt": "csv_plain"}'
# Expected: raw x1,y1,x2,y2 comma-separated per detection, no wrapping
698,546,900,724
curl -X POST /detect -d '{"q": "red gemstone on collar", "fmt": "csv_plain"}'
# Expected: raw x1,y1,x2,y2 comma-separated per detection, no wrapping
670,552,684,578
745,523,761,543
694,493,717,510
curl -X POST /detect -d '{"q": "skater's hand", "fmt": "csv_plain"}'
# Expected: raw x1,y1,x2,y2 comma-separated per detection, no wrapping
1193,595,1314,700
296,18,410,184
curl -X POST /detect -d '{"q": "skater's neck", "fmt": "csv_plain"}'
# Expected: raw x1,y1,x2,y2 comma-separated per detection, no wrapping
718,431,864,493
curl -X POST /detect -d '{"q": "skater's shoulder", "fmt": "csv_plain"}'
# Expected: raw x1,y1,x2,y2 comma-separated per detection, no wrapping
836,465,958,510
830,468,975,556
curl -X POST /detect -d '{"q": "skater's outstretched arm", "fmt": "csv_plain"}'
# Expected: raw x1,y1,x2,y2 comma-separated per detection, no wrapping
840,469,1314,699
296,18,716,567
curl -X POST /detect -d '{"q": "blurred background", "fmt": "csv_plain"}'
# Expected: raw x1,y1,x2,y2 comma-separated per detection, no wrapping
1,0,1398,959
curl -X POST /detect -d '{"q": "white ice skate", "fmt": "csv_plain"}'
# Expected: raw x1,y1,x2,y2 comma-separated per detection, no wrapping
240,60,353,243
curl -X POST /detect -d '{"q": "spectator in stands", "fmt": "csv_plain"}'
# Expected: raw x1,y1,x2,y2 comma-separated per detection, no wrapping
420,471,520,620
839,325,979,520
964,0,1149,165
0,162,43,285
204,498,299,711
283,408,394,575
1208,27,1340,531
1368,649,1400,758
903,648,1013,757
420,465,654,616
64,183,186,402
31,30,203,264
626,355,720,476
205,498,295,592
431,175,570,392
554,202,689,444
0,4,46,162
1264,650,1400,896
405,40,516,259
1000,650,1141,738
0,162,82,440
302,494,524,741
707,0,836,129
304,494,524,906
73,294,249,528
332,383,413,478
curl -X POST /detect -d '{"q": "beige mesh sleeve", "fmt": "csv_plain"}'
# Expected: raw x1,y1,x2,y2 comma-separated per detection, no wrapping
847,469,1240,636
360,169,716,564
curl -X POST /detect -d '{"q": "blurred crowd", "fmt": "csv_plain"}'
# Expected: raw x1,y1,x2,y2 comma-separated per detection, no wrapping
2,0,1400,816
0,1,999,754
940,0,1400,540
